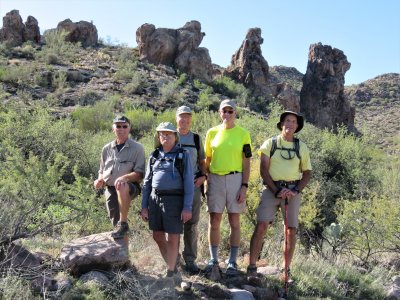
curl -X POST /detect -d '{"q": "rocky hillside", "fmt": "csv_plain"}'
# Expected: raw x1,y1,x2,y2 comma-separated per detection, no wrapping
344,73,400,154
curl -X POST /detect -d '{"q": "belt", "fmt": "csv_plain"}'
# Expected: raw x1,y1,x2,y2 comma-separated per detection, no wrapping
153,189,184,196
227,171,241,175
274,180,299,187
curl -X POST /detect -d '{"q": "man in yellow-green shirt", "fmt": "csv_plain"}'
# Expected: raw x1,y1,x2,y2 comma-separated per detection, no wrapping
204,99,252,276
247,111,312,279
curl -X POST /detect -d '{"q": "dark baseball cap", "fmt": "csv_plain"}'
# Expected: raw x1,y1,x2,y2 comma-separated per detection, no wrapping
113,116,130,124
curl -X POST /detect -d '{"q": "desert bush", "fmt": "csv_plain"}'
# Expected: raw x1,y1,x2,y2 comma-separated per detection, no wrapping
36,29,81,64
212,75,252,107
78,90,102,106
123,71,148,95
0,64,36,85
197,86,220,111
0,274,33,299
159,81,184,104
114,60,139,81
336,195,400,264
71,100,115,133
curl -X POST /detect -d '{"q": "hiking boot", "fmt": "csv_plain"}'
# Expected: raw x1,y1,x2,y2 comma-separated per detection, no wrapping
203,258,219,274
111,221,129,239
246,264,257,277
226,261,239,276
185,261,200,274
166,269,182,285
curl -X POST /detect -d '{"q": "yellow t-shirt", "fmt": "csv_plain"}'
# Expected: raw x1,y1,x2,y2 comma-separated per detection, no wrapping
205,124,252,175
258,135,312,181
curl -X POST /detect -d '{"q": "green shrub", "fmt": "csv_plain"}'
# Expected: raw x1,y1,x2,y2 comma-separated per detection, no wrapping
212,75,252,107
123,71,148,94
36,29,81,64
337,195,400,264
71,100,115,132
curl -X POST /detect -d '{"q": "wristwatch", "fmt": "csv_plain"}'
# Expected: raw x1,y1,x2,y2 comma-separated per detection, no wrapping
241,183,249,188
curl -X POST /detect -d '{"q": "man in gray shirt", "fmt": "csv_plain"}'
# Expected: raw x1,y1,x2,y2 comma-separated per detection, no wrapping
94,116,146,239
176,106,207,273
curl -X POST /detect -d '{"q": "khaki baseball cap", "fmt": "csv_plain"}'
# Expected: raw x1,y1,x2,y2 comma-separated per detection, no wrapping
219,99,236,110
176,105,192,116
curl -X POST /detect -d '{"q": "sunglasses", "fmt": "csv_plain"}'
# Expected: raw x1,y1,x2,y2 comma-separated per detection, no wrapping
222,110,235,115
116,125,128,129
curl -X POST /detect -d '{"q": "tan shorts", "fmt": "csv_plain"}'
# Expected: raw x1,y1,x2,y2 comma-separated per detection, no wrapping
206,173,246,214
256,187,301,228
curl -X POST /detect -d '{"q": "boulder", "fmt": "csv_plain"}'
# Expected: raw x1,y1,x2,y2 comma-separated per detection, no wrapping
224,27,269,97
60,232,129,275
57,19,98,47
387,275,400,300
0,243,42,269
300,43,355,131
0,10,40,46
136,20,213,82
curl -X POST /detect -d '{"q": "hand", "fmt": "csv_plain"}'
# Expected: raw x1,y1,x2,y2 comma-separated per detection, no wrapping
194,175,206,188
141,208,149,221
181,210,192,223
94,178,105,189
278,188,296,200
237,185,247,203
114,176,128,190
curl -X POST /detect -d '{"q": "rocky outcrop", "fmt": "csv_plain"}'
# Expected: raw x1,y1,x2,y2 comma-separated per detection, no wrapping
136,21,213,83
57,19,98,47
300,43,355,131
60,232,130,275
223,28,269,97
0,10,40,46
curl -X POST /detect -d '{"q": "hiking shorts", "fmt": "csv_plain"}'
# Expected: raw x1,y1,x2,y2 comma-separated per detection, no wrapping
256,187,301,228
148,191,184,234
206,172,246,214
105,183,141,226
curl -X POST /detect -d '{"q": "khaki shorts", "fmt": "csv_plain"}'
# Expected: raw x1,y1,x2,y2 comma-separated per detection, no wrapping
256,187,301,228
206,173,246,213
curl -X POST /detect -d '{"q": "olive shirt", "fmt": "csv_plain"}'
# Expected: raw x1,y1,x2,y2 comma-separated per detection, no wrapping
205,124,252,175
258,135,312,181
99,138,146,186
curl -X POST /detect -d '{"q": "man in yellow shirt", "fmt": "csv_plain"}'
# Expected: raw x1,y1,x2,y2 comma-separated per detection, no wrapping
205,99,252,276
247,111,312,280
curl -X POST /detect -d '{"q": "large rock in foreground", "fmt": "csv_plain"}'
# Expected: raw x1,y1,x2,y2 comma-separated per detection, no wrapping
60,232,129,275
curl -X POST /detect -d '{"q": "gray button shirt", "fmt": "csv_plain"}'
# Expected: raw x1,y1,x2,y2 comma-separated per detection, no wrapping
99,138,146,186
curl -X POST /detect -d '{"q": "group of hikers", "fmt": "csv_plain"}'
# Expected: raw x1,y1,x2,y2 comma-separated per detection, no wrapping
93,99,312,281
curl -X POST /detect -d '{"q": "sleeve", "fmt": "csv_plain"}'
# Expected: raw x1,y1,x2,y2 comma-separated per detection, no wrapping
182,151,194,211
205,129,212,158
300,142,312,171
258,138,272,157
98,146,106,175
141,155,153,209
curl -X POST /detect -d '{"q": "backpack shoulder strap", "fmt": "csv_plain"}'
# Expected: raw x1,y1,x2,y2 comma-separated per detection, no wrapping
174,147,185,180
294,137,301,159
149,148,160,180
270,136,278,158
193,133,200,152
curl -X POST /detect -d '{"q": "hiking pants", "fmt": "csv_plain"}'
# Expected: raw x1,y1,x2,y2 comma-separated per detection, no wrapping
182,186,202,263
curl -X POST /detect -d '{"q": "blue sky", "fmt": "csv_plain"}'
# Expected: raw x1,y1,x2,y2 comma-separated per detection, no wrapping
1,0,399,85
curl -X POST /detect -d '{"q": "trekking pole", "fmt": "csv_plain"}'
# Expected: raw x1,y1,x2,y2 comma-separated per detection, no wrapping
284,197,289,298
